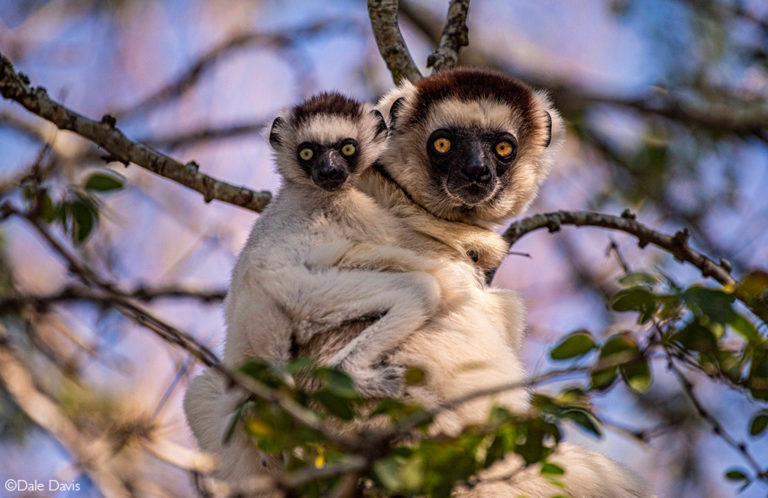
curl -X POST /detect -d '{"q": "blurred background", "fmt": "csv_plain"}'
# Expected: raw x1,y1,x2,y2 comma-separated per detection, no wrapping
1,0,767,496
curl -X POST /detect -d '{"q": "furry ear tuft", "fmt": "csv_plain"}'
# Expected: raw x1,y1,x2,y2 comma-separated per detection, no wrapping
389,97,406,126
372,110,388,138
269,117,285,148
544,111,552,148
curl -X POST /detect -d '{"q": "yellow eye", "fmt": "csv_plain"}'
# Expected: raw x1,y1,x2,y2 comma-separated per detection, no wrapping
495,141,514,157
341,143,356,156
433,137,451,154
299,148,313,160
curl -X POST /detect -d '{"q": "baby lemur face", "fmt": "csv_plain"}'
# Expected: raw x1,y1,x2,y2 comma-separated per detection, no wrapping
377,68,565,224
269,92,388,192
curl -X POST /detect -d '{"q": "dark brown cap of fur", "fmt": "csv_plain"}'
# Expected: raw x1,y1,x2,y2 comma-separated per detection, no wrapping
291,92,363,124
409,68,536,133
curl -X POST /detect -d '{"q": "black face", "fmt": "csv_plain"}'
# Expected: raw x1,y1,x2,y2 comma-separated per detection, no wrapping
426,127,518,205
297,138,359,191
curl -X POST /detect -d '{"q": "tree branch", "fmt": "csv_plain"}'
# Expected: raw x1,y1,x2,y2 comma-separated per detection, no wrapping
501,210,735,286
0,284,226,313
0,53,271,212
367,0,423,83
427,0,471,73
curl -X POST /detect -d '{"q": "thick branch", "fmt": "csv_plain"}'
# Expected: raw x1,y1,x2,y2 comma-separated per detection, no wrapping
367,0,422,83
427,0,470,72
501,210,735,286
0,53,271,212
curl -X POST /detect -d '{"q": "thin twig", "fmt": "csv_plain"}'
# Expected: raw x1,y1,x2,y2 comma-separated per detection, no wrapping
664,344,768,485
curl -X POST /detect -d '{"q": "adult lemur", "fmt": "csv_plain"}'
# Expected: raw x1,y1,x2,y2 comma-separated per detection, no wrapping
358,69,652,497
185,71,653,496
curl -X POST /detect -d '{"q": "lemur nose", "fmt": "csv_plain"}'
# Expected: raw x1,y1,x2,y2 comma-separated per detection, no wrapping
316,164,346,181
461,162,492,183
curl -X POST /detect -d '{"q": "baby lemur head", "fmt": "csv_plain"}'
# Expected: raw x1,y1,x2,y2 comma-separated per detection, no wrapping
269,92,388,192
376,68,564,225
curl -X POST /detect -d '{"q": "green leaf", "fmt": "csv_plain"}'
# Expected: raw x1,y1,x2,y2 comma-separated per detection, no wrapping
729,314,759,343
618,272,659,287
84,170,125,192
591,365,618,391
550,330,597,361
610,288,657,322
373,454,424,493
748,352,768,401
562,409,601,437
621,356,653,393
316,367,359,398
749,412,768,437
237,359,292,390
599,334,638,365
38,190,58,224
670,322,718,352
540,462,565,475
724,468,748,481
404,366,426,385
591,334,638,391
314,390,355,420
682,287,735,324
283,357,314,375
70,200,95,243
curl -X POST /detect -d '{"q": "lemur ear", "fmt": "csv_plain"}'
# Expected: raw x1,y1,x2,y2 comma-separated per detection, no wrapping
389,97,406,126
269,117,285,148
544,111,552,148
372,110,388,138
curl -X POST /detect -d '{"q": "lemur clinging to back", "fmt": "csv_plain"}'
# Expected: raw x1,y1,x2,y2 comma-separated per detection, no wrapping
183,91,509,482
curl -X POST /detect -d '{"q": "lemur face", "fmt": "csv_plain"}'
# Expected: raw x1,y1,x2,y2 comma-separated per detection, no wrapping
425,125,518,205
377,68,564,224
270,92,388,192
296,137,359,191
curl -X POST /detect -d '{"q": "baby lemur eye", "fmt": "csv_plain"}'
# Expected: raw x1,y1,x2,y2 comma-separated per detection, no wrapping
299,148,314,161
433,137,451,154
341,143,356,156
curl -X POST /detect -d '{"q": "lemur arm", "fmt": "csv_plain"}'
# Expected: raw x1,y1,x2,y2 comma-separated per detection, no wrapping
260,266,441,396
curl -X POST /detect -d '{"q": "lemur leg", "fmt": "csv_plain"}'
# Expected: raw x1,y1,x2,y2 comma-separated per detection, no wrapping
262,267,441,396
